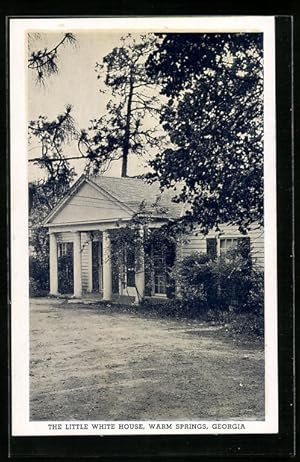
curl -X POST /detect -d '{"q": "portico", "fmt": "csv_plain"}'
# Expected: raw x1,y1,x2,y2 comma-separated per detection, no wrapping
48,224,146,303
43,175,181,303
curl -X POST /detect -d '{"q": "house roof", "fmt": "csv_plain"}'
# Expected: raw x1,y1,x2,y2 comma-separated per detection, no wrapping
88,175,183,219
44,175,183,226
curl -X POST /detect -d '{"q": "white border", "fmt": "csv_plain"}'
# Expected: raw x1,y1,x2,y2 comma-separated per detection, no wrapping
10,16,277,436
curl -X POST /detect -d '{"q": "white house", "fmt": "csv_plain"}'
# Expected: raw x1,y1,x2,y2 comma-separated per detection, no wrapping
43,175,264,303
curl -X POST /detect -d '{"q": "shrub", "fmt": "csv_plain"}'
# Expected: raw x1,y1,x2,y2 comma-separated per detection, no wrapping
209,249,253,312
206,308,231,324
29,224,50,297
246,268,264,316
232,268,264,337
173,250,264,322
172,252,213,313
57,254,74,294
228,313,264,338
29,255,49,297
139,250,264,336
139,298,209,319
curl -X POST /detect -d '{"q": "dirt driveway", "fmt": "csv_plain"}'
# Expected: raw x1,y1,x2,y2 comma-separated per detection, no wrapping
30,300,264,421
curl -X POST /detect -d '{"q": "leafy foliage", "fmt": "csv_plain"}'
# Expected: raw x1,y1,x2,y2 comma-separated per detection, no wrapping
139,298,185,318
173,248,263,314
146,33,264,233
208,249,254,311
227,312,264,337
108,203,178,298
245,267,264,316
29,235,49,297
172,252,213,311
29,175,74,296
58,253,74,294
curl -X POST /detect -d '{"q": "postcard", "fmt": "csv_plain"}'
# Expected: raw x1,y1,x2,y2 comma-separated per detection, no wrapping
10,16,278,437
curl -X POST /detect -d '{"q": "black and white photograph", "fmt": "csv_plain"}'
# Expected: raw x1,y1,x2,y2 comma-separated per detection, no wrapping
10,16,278,437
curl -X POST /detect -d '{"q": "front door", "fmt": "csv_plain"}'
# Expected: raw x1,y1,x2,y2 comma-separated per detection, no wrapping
58,242,74,294
111,243,136,296
92,240,102,292
124,247,136,293
153,242,167,295
144,235,176,298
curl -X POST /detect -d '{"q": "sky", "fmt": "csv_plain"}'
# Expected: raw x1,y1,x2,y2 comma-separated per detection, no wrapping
27,31,155,182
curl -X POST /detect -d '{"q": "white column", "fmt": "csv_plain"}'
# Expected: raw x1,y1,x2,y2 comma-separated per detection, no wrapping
102,230,112,301
135,227,145,303
49,232,58,295
98,239,103,292
73,231,82,298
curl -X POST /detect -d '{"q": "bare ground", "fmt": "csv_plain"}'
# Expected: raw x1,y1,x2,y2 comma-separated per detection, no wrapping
30,300,264,421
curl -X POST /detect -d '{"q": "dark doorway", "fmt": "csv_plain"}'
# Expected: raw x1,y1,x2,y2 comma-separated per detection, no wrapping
92,241,101,292
58,242,74,294
126,247,136,288
144,233,176,298
111,240,119,294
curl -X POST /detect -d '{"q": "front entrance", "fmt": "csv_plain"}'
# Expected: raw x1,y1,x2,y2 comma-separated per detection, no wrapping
57,242,74,294
111,242,136,297
121,247,136,296
152,241,167,295
144,236,176,298
92,240,103,292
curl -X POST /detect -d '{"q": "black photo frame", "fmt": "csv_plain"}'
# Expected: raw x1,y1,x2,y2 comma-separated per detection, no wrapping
2,4,296,460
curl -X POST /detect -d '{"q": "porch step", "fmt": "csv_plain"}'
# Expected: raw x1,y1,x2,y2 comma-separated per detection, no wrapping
67,298,101,305
112,294,135,305
31,294,136,306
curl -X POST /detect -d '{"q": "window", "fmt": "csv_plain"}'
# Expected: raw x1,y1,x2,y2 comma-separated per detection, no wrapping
220,237,238,256
207,238,217,259
144,231,176,297
153,242,167,295
206,236,251,258
58,242,73,257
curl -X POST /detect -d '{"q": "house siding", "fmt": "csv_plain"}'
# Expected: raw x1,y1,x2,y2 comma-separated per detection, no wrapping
179,224,264,268
180,233,207,258
80,232,91,293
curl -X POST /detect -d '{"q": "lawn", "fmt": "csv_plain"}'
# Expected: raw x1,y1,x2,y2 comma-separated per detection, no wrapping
30,299,264,421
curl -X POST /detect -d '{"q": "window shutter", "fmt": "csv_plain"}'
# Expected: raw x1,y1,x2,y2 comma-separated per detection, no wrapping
126,247,135,287
144,252,152,296
165,240,176,268
206,238,217,259
111,239,120,294
237,237,251,258
166,240,176,299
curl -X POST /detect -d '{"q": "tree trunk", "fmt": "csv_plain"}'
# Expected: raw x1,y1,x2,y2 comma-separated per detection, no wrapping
121,70,134,177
